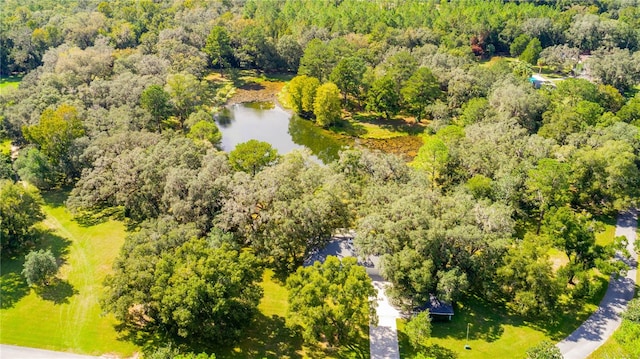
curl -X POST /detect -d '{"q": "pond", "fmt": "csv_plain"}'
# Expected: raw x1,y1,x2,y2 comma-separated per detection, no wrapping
215,102,348,164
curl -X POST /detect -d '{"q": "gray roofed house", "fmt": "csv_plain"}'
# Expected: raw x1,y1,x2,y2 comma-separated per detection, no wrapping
414,294,454,320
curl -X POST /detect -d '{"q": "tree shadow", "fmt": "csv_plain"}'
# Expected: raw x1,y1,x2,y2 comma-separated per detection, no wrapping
42,188,70,208
398,326,457,359
0,229,71,309
73,212,109,227
0,271,29,309
216,313,303,359
420,344,458,359
239,82,266,91
351,113,427,135
37,228,72,260
36,278,78,304
330,119,367,137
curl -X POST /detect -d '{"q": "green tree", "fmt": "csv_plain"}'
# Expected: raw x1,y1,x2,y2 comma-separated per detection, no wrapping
569,140,640,211
497,234,560,318
0,180,45,253
413,136,449,187
13,147,56,189
298,39,335,82
405,311,432,350
150,239,263,345
330,56,366,104
539,45,580,74
140,84,172,131
543,207,598,283
102,220,263,346
219,152,351,276
366,75,400,119
187,120,221,147
276,35,302,72
301,77,320,116
286,256,376,349
510,34,531,57
165,72,205,127
228,140,278,176
401,67,442,122
314,82,341,128
623,298,640,322
204,26,233,70
525,341,563,359
287,75,320,117
22,249,58,286
618,94,640,124
22,104,84,172
520,38,542,65
588,48,640,93
384,50,419,90
0,152,13,180
525,158,571,234
459,97,489,126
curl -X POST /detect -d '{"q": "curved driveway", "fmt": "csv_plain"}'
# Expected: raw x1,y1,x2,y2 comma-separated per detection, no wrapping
556,209,638,359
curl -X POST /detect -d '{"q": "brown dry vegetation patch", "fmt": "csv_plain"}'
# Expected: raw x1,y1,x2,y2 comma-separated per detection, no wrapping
228,80,284,105
357,135,423,160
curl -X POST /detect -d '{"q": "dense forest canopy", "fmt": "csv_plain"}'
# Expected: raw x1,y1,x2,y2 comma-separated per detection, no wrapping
1,0,639,356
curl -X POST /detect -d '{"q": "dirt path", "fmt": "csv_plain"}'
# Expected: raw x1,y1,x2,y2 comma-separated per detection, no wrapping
556,209,638,358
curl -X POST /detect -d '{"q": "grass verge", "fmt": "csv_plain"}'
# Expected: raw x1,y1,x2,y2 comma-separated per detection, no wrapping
0,190,138,357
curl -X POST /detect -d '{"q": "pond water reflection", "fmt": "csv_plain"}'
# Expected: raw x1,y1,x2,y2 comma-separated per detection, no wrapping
216,102,348,164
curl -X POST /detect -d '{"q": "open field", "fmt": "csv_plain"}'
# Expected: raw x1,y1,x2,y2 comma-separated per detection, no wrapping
0,190,138,357
0,187,366,358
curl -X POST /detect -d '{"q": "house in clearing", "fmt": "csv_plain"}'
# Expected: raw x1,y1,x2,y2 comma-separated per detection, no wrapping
414,294,455,320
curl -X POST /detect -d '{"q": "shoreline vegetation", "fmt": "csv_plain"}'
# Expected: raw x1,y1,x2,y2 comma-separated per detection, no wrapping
219,69,425,160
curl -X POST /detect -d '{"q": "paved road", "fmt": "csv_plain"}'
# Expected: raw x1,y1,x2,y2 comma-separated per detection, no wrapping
557,209,638,359
0,345,102,359
369,281,401,359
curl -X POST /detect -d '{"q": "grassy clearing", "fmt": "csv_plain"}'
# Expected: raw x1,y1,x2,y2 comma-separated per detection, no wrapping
332,113,426,140
0,190,138,357
595,215,617,246
0,75,22,92
398,290,605,359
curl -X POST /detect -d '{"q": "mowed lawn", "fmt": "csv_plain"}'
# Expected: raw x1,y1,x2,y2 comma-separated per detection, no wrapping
0,190,138,357
398,217,618,359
